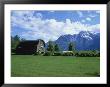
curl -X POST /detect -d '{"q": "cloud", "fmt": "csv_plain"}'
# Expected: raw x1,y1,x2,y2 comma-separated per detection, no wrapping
87,10,99,18
89,14,96,18
11,10,35,19
88,11,99,18
76,11,83,17
86,17,91,21
81,19,86,23
35,13,43,18
11,11,100,43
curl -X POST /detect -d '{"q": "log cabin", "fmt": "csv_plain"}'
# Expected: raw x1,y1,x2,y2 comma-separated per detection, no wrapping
15,39,45,54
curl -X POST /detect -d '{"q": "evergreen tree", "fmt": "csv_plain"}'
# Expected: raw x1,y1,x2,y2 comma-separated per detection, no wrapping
68,42,75,51
11,36,14,48
14,35,20,41
11,35,20,49
47,41,54,54
54,44,59,52
21,38,26,41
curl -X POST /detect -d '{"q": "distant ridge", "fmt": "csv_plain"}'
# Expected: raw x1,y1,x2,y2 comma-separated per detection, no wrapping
46,31,100,51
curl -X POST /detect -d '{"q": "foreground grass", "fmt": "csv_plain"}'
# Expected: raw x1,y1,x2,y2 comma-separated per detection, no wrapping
11,55,100,77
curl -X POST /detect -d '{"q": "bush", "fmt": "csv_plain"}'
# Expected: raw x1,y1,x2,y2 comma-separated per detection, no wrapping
43,51,52,56
33,52,39,55
62,51,75,56
43,50,100,57
53,52,62,56
33,51,45,56
74,50,100,57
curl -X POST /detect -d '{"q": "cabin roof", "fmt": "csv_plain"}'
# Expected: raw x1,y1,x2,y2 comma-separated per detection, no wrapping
17,39,45,47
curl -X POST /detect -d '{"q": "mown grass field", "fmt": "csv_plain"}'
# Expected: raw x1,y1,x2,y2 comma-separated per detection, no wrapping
11,55,100,77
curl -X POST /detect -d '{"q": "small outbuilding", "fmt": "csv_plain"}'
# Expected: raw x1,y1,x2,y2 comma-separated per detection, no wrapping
15,39,45,54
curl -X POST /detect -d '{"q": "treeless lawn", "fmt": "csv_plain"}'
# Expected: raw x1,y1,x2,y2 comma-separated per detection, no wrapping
11,55,100,77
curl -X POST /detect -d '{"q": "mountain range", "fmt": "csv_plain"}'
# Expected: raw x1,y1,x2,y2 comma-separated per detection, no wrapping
46,31,100,51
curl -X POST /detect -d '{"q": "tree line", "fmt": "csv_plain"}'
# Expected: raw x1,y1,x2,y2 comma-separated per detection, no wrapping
11,35,74,51
43,41,99,57
11,35,25,49
11,35,100,57
46,41,75,53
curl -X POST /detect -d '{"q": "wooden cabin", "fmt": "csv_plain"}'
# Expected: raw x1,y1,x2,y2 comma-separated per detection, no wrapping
15,39,45,54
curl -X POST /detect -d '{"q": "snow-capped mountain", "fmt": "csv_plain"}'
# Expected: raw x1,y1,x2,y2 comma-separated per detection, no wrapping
46,31,100,51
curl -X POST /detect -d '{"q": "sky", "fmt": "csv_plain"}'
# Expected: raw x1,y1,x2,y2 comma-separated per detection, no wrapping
11,10,100,42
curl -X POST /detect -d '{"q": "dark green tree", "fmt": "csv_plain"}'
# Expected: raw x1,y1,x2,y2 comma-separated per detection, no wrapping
14,35,20,41
11,36,14,48
21,38,26,41
11,35,20,49
47,41,54,54
54,44,60,52
68,42,75,51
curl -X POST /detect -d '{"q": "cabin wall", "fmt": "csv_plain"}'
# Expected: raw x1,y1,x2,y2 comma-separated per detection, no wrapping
37,40,45,53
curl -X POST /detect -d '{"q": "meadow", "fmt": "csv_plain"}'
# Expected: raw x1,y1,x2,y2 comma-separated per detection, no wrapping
11,55,100,77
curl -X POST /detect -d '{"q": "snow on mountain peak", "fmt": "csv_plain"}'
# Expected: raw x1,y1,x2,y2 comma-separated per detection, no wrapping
79,31,93,40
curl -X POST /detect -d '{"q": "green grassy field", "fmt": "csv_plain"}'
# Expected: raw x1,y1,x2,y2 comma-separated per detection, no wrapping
11,55,100,77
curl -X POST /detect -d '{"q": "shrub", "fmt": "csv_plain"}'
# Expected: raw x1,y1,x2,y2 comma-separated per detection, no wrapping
33,52,40,55
43,50,100,57
33,51,45,56
53,52,62,56
43,51,52,56
74,50,100,57
62,51,75,56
